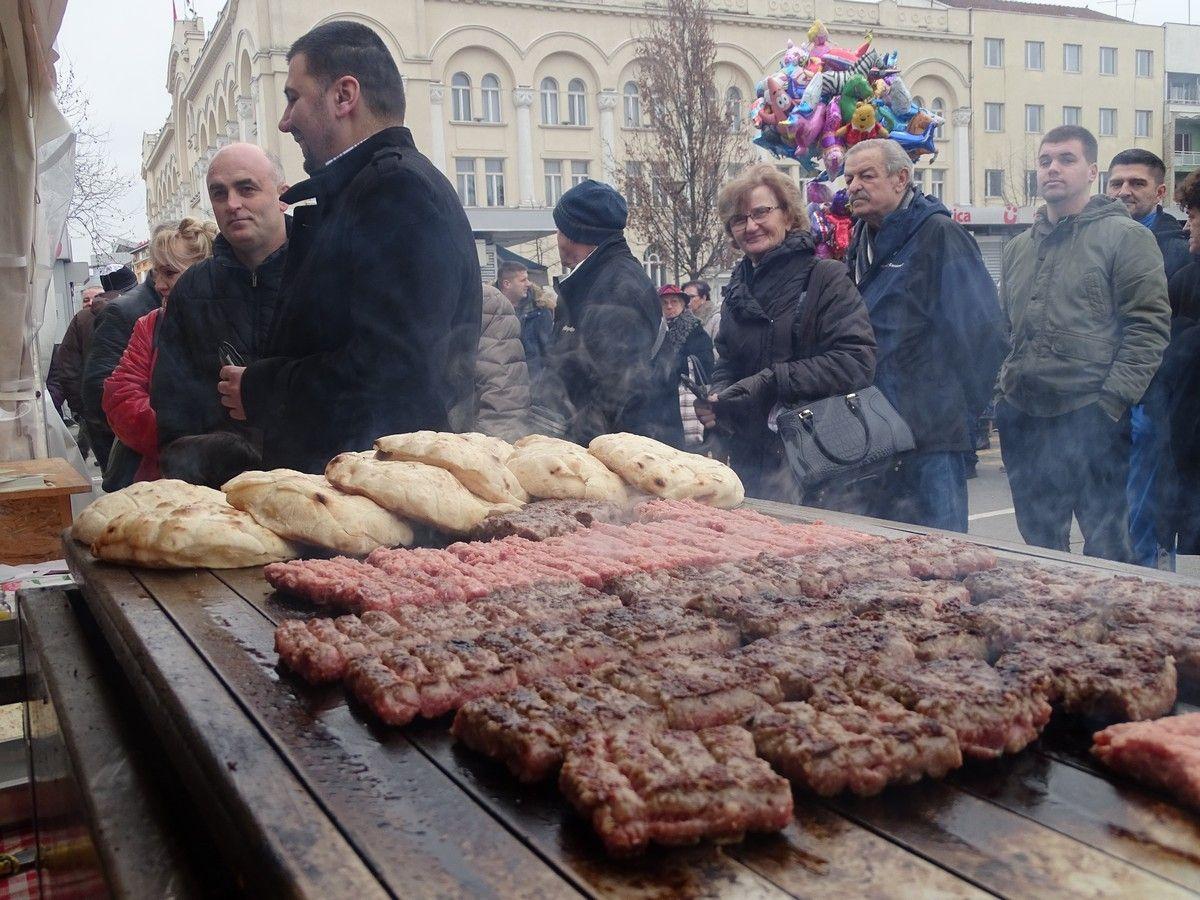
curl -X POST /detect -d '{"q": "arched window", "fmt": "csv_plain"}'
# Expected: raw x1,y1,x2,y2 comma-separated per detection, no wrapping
931,97,946,139
567,78,587,126
481,74,501,123
644,249,666,288
912,95,925,110
623,81,642,128
451,72,472,122
725,86,744,133
540,77,560,125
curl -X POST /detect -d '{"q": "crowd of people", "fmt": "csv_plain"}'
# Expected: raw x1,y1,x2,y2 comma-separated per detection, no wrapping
45,19,1200,570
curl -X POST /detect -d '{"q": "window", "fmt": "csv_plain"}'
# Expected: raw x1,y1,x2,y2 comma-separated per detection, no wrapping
985,103,1004,132
569,160,590,187
931,97,945,139
1135,110,1152,138
623,82,642,128
725,162,746,181
1024,170,1038,204
985,169,1004,199
625,160,643,203
1100,47,1117,75
1063,43,1082,73
1099,107,1116,136
480,74,501,124
1025,104,1044,134
451,72,472,122
544,159,563,204
484,158,505,207
1098,172,1110,194
540,77,559,125
930,169,945,201
913,168,928,193
1063,105,1082,126
1169,74,1200,102
1025,41,1044,71
1177,131,1193,153
984,38,1004,67
644,250,666,288
726,86,743,133
455,157,477,206
567,79,587,126
1136,50,1153,78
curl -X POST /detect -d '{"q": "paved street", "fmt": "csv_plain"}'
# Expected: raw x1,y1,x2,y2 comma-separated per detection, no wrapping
968,430,1200,579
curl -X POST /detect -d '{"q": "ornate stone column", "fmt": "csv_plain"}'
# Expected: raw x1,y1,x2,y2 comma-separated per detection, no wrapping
427,82,447,173
249,75,262,144
513,87,535,206
236,94,254,143
598,89,618,185
952,107,972,206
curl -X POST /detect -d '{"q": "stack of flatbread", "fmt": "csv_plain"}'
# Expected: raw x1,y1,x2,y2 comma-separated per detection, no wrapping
223,469,414,556
327,448,519,535
506,435,629,504
89,499,300,569
72,479,227,546
374,431,528,506
588,433,745,509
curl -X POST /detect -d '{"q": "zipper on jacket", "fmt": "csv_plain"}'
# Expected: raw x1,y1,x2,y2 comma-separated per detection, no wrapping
252,271,258,288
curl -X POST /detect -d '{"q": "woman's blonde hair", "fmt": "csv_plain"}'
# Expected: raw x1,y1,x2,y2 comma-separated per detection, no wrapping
150,217,218,272
716,163,809,240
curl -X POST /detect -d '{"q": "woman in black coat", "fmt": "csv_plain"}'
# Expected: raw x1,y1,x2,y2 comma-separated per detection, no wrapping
696,164,877,503
650,284,715,448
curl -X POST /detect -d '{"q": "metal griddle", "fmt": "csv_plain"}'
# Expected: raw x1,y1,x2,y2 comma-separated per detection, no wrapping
49,501,1200,898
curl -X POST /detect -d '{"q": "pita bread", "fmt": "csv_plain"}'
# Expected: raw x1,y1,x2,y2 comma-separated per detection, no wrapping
588,433,745,509
91,501,300,569
506,440,629,503
222,469,414,556
72,480,227,546
326,451,518,534
373,431,527,505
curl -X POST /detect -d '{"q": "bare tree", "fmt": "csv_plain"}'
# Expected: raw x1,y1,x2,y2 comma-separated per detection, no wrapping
617,0,753,283
988,137,1041,208
55,62,135,252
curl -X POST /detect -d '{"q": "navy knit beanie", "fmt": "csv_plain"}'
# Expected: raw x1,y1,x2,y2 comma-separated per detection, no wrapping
553,179,628,246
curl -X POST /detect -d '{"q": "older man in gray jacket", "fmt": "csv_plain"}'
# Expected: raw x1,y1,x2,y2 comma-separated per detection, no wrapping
997,125,1170,563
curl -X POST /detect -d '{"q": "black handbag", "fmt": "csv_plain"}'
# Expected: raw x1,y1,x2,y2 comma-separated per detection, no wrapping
776,386,914,494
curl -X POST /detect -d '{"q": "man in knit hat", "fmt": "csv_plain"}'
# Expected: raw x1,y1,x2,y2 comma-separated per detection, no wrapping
535,178,668,445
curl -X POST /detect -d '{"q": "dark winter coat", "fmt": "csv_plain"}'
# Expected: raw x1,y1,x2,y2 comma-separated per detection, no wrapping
241,127,481,473
1146,313,1200,553
850,189,1007,454
517,289,555,381
81,279,160,470
712,230,876,501
1169,256,1200,320
471,285,531,443
1150,207,1191,281
535,234,667,445
651,310,714,448
48,297,108,418
151,229,288,453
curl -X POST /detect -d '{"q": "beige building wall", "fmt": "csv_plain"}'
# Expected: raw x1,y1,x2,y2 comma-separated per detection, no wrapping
962,7,1164,208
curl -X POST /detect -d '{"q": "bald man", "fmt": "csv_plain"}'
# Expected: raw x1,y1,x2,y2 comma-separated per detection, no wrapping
151,142,290,473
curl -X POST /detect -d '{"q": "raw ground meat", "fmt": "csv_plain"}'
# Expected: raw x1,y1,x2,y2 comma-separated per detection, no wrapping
1092,713,1200,810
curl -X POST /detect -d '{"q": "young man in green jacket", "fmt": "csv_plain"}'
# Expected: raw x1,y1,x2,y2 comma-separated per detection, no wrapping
996,126,1171,563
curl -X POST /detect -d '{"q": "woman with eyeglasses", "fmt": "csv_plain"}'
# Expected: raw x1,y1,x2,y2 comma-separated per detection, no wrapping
695,164,876,503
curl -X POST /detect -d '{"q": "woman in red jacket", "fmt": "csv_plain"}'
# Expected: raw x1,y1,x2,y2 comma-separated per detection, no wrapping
102,218,217,482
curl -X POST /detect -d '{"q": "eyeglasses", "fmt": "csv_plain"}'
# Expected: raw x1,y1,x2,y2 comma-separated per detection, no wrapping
727,205,780,232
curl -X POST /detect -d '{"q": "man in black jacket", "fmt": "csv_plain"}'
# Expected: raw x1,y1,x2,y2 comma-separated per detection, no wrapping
80,265,159,473
152,142,289,467
1107,149,1190,280
534,179,666,445
218,21,480,473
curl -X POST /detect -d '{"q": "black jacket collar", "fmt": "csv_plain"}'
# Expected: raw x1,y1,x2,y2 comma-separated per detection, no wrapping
557,234,632,303
281,126,414,205
213,216,292,276
724,230,816,321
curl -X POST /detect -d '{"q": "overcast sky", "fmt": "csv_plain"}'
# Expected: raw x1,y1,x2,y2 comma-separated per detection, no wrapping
56,0,1196,258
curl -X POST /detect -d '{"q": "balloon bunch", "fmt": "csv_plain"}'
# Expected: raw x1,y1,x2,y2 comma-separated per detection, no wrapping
806,181,853,260
749,21,944,180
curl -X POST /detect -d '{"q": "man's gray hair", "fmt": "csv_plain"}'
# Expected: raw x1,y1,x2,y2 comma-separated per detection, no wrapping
264,150,286,188
845,138,915,181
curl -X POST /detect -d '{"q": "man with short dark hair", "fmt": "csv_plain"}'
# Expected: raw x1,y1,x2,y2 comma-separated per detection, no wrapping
844,139,1007,532
217,20,481,473
997,126,1170,562
536,178,667,444
498,260,551,379
1107,148,1191,568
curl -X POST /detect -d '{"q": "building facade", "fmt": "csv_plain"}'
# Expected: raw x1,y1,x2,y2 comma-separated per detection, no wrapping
141,0,1168,282
1165,22,1200,200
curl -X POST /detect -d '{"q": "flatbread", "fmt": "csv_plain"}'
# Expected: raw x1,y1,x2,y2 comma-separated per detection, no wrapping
222,469,414,556
91,501,300,569
373,431,527,505
326,451,518,534
72,479,227,546
506,440,629,503
588,433,745,509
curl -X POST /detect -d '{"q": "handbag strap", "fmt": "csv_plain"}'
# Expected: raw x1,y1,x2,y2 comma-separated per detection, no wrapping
790,259,840,361
797,393,872,465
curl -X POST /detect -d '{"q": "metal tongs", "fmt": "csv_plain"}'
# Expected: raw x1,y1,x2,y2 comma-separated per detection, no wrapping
680,353,711,401
217,340,246,368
